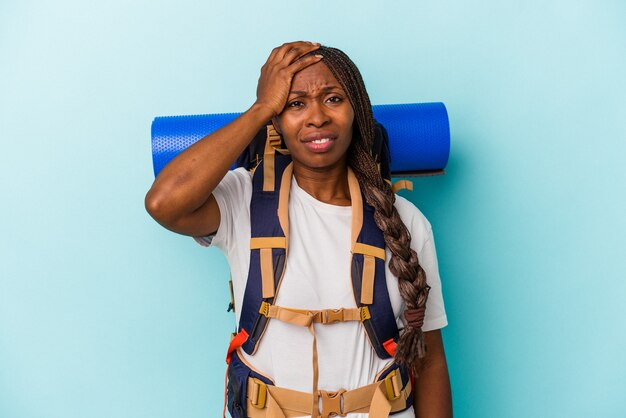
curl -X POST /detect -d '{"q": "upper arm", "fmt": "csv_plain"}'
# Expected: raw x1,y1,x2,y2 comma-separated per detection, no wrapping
158,193,222,238
146,168,251,239
150,167,252,242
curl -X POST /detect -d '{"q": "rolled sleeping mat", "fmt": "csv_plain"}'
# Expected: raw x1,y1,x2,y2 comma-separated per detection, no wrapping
151,102,450,177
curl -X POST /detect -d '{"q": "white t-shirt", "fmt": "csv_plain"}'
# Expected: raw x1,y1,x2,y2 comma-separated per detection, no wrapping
196,168,447,418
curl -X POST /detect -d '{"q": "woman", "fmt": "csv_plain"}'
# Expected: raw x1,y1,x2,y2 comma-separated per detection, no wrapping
145,41,452,418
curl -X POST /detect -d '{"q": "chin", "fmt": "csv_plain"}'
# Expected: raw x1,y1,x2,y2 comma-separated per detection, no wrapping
297,154,347,171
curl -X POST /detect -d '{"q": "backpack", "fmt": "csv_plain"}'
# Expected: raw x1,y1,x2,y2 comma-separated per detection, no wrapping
224,123,414,418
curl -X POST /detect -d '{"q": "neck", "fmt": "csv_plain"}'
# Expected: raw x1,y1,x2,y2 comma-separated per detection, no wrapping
292,160,351,206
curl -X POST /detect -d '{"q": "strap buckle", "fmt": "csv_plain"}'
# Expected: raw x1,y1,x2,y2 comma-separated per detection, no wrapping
384,369,401,401
319,388,346,418
360,306,371,321
259,301,270,317
250,378,267,409
324,309,344,324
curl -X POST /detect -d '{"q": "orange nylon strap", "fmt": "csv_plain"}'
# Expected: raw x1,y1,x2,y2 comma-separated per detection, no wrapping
277,163,292,241
369,382,393,417
251,237,287,298
260,248,274,298
309,322,320,417
260,303,363,325
226,329,249,364
322,375,400,416
347,168,384,307
266,125,282,149
250,237,287,249
353,242,386,260
257,303,364,417
352,241,385,306
244,369,410,417
261,303,314,327
361,255,376,305
347,168,363,251
263,126,278,192
392,179,414,193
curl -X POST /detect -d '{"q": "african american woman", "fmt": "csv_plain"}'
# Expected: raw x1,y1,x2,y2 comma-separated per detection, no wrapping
145,41,452,418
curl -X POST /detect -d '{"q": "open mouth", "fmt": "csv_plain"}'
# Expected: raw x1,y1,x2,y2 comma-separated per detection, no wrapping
310,138,332,144
301,132,337,153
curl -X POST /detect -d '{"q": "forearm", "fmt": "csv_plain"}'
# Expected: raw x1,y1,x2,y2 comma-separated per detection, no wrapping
145,42,322,229
413,330,452,418
145,103,273,222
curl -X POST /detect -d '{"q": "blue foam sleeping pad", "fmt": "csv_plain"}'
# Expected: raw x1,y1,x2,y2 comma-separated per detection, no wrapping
151,102,450,177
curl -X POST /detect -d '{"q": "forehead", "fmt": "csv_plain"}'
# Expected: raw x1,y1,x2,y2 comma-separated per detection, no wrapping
290,62,342,92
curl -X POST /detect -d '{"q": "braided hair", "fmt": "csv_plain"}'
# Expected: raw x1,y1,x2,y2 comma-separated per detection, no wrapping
308,46,430,369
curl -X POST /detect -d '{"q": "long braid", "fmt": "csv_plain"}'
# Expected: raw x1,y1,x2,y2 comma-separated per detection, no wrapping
309,46,430,369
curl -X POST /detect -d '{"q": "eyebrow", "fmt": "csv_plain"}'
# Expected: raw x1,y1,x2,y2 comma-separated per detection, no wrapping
289,86,343,96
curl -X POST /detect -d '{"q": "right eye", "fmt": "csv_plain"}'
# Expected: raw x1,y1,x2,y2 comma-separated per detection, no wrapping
288,100,304,108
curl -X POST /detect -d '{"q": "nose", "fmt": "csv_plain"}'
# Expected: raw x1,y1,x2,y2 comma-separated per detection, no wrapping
305,101,330,128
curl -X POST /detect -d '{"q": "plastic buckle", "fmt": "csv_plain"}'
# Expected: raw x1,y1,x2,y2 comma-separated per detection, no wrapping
324,309,344,324
319,388,346,418
250,378,267,409
258,301,270,317
360,306,371,321
384,370,401,401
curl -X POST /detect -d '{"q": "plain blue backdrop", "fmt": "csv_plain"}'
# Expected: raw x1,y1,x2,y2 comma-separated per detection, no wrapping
1,1,625,417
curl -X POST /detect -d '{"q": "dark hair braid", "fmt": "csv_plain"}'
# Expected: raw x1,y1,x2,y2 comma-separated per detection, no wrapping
312,46,430,369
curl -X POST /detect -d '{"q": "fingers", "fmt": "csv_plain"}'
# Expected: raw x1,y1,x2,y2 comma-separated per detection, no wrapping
255,42,323,117
268,41,320,67
280,42,320,63
287,53,324,73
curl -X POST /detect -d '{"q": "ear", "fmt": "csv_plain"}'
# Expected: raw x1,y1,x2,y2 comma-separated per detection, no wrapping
271,117,282,135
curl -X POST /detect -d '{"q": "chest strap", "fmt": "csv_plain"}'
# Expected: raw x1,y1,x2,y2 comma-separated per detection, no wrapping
245,368,411,418
257,303,379,418
259,302,371,325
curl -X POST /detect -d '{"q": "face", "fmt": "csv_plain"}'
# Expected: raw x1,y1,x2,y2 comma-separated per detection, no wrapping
273,62,354,172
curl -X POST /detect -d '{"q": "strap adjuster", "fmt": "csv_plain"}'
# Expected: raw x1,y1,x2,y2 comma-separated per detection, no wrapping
319,388,346,418
384,369,401,401
259,301,270,317
360,306,371,321
250,378,267,409
324,309,344,324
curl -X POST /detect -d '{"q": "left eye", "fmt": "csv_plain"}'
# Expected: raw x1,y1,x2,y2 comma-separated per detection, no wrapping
327,96,342,103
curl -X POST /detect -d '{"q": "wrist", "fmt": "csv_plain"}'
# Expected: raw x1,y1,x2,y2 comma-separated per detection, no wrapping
249,102,278,121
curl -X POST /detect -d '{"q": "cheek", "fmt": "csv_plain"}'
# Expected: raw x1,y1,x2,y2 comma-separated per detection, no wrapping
281,128,299,149
274,118,298,145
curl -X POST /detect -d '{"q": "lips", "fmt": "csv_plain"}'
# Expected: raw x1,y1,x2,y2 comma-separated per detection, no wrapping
301,131,337,153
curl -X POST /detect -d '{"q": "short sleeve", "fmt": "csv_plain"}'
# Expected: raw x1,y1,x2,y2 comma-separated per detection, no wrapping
391,195,448,332
419,228,448,331
193,167,251,252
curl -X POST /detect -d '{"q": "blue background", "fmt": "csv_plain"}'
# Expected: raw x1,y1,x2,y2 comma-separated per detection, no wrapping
1,1,625,417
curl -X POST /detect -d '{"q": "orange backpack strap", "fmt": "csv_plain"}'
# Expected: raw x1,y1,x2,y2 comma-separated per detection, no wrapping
226,329,249,364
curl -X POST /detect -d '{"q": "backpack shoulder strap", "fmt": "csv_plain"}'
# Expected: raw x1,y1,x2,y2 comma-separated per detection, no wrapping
238,127,292,355
347,170,401,359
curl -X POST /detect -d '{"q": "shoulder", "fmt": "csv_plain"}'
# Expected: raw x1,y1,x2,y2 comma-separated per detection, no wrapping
224,166,253,187
393,194,433,252
213,167,253,199
211,167,253,230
